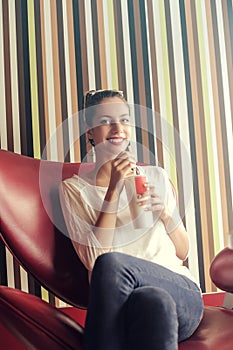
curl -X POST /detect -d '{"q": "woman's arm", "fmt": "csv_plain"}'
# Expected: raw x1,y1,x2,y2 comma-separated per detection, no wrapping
160,211,189,260
137,168,189,261
168,228,189,261
91,152,134,247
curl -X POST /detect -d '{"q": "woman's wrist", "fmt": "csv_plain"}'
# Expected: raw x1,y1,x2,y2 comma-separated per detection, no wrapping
161,207,182,235
101,188,120,214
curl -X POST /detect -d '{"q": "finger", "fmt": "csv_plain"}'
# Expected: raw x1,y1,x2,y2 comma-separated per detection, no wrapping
137,195,151,206
147,184,155,194
144,204,164,212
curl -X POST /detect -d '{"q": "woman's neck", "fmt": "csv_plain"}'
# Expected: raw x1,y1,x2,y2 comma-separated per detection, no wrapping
83,159,112,187
94,160,112,182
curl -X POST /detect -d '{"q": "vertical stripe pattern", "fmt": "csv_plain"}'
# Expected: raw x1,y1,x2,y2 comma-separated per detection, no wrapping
0,0,233,300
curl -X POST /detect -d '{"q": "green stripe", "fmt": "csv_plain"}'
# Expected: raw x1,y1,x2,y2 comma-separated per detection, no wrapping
158,1,177,190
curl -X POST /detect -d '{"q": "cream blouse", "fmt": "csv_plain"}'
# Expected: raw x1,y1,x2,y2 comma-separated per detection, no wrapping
59,165,196,283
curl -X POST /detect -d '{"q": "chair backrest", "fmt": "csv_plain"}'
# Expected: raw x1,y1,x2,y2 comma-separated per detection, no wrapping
0,150,94,308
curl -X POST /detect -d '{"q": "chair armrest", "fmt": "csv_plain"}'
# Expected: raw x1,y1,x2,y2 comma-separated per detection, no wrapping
0,286,83,350
210,247,233,293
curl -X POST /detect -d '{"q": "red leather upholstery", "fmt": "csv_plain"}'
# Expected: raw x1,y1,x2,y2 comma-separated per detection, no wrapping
0,286,83,350
179,307,233,349
0,150,233,350
210,248,233,293
0,149,91,308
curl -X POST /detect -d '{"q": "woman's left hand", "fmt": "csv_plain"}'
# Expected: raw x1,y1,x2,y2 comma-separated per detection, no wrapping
137,185,170,225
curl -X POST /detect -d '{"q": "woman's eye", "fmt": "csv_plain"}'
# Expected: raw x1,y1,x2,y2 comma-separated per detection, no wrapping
99,119,110,125
121,118,130,124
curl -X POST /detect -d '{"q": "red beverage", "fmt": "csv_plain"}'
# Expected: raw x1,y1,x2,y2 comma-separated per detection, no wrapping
135,175,148,195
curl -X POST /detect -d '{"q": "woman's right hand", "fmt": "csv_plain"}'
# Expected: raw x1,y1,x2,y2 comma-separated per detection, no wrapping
109,151,136,192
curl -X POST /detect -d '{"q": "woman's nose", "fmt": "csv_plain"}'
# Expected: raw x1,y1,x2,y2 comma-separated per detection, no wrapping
111,122,123,133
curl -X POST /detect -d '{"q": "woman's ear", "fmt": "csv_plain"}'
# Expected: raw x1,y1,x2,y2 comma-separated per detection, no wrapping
86,125,95,147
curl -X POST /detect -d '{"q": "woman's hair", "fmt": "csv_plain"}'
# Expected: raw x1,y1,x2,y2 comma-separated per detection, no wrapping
83,89,128,127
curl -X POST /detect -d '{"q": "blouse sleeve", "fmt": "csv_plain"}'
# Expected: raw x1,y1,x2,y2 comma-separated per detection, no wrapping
59,179,111,272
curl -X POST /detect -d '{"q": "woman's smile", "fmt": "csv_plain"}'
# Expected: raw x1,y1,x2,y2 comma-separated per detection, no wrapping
107,137,126,146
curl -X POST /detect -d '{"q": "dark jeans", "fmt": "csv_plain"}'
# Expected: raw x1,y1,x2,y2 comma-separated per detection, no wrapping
84,252,204,350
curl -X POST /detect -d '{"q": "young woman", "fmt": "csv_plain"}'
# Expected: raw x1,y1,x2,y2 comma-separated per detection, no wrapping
59,90,203,350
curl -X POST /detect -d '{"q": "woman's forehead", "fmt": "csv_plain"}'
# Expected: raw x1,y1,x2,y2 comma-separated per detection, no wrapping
93,97,129,117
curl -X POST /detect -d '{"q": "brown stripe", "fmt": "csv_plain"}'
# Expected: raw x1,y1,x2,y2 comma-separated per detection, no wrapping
185,0,214,291
49,293,56,306
133,1,150,164
13,259,21,290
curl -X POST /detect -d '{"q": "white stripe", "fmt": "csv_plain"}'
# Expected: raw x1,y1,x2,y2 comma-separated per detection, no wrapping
43,0,58,160
103,0,112,87
6,249,15,288
84,0,96,89
8,0,21,154
20,266,29,293
120,0,134,104
0,0,7,149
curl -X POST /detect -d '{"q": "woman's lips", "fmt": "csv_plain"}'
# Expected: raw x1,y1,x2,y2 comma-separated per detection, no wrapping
107,137,126,145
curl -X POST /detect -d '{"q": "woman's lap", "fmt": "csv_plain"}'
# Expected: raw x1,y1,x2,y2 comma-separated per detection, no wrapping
84,252,204,350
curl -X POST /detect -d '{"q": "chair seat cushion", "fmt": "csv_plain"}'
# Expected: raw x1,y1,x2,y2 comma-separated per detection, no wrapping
0,286,83,350
1,285,233,350
179,306,233,349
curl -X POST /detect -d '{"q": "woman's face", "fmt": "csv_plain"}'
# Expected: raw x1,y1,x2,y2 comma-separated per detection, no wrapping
87,97,131,157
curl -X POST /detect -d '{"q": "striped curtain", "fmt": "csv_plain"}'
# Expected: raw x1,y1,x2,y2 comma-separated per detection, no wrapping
0,0,233,300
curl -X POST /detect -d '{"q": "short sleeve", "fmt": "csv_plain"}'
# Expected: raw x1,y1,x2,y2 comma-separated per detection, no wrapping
59,179,111,272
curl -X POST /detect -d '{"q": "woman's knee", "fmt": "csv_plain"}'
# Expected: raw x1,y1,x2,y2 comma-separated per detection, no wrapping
94,252,125,272
91,252,128,286
126,287,178,349
127,286,176,318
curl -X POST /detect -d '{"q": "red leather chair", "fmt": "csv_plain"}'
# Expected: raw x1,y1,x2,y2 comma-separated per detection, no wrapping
0,149,233,350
